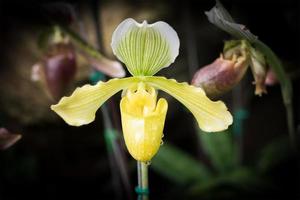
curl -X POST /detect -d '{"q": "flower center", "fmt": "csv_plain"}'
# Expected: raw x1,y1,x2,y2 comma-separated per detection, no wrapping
123,82,158,117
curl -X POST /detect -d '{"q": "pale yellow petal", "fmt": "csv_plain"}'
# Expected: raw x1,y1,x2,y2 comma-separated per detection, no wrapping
144,76,233,132
51,77,139,126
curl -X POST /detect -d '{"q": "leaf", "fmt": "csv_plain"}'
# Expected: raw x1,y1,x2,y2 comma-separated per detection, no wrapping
151,143,212,185
205,0,257,42
189,167,268,195
198,129,238,173
257,137,292,173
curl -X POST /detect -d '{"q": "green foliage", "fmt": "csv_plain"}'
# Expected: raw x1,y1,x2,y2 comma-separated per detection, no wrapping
152,136,289,197
151,2,295,198
198,129,238,173
205,0,257,42
152,143,212,185
257,137,292,173
205,0,295,143
189,167,268,197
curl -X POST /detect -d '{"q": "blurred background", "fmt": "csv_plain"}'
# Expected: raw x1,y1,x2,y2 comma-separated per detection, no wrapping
0,0,299,199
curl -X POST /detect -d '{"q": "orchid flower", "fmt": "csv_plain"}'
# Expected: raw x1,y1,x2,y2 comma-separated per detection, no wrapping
51,18,233,162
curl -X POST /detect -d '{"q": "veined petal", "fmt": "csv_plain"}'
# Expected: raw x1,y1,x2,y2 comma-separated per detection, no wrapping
51,77,139,126
111,18,179,76
144,76,233,132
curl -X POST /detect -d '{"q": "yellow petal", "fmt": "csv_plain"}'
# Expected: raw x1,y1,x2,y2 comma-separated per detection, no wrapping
120,83,168,161
111,18,179,76
51,77,139,126
144,76,233,132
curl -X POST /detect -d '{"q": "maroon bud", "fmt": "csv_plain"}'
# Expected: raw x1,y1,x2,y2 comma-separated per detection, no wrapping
192,40,269,97
265,69,278,86
43,42,77,100
192,54,249,98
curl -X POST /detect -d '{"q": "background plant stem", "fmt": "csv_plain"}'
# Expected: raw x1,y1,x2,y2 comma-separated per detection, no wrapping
58,24,104,60
254,40,296,150
90,1,132,198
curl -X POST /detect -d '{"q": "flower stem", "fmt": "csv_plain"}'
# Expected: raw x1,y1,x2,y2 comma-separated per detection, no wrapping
136,161,149,200
254,40,296,150
58,25,104,60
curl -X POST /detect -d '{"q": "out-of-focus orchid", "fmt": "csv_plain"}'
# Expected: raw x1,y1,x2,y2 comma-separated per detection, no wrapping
32,26,125,100
201,0,295,147
249,47,268,95
32,41,77,100
0,128,21,150
51,18,233,162
192,40,268,97
265,69,278,86
192,40,249,98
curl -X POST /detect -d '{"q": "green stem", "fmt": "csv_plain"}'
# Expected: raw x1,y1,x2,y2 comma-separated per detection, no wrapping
57,25,103,59
52,26,64,43
254,40,296,149
137,161,149,200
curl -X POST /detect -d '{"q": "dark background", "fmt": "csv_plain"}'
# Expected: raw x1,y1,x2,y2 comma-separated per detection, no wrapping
0,0,299,199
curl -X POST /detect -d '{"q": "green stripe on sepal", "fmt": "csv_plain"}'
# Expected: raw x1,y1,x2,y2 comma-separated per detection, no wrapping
111,18,179,76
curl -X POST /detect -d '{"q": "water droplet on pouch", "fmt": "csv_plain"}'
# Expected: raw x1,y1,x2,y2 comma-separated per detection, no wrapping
160,140,164,146
146,160,151,166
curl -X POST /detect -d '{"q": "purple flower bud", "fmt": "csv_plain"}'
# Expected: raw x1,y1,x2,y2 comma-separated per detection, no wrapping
265,69,278,86
192,40,269,97
43,42,77,100
192,53,249,98
249,48,268,96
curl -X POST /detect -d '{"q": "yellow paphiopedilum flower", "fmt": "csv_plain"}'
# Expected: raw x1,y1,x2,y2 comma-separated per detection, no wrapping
51,18,233,162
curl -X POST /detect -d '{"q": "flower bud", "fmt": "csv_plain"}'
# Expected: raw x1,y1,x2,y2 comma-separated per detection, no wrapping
192,40,269,97
249,47,268,96
43,42,77,100
265,69,278,86
192,41,250,98
120,82,168,161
